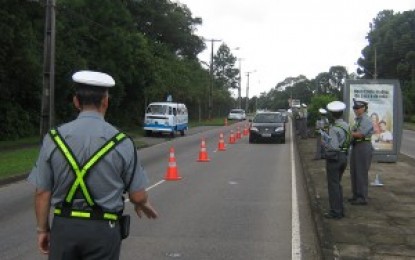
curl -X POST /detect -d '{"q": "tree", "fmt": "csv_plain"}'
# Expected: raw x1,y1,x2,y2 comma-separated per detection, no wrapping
0,0,43,139
357,10,415,116
213,43,239,90
126,0,204,59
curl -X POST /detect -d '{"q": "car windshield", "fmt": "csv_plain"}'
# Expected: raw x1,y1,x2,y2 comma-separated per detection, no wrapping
230,109,244,114
253,113,283,123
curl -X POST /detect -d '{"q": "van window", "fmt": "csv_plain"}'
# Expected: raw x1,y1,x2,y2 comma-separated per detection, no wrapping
147,105,167,114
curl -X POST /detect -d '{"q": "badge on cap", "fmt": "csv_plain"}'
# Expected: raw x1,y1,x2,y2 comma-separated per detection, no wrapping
72,70,115,88
327,101,346,112
319,108,327,114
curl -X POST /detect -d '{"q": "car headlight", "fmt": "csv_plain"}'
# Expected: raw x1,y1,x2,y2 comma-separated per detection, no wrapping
275,127,284,132
250,127,259,132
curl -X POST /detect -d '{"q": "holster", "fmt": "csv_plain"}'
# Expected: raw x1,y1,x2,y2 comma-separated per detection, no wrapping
120,214,130,239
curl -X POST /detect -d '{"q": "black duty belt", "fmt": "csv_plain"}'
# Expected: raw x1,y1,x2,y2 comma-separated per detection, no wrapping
54,207,120,221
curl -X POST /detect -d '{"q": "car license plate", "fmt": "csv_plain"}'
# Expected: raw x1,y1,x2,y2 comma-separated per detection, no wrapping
262,133,271,137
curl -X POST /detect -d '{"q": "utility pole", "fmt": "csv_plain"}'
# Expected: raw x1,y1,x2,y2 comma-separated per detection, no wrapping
204,38,221,120
237,58,243,109
245,71,255,113
40,0,56,140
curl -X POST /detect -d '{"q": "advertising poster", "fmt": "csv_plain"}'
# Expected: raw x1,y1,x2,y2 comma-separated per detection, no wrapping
348,83,394,152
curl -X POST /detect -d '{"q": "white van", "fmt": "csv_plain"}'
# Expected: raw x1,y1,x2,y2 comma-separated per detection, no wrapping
143,102,188,137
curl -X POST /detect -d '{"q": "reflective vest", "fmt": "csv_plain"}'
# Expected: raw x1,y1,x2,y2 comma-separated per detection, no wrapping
334,124,351,152
49,128,127,221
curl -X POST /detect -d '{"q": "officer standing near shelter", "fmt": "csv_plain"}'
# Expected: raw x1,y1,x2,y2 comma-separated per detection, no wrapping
321,101,351,219
349,98,374,205
299,103,308,139
314,108,329,160
28,70,158,259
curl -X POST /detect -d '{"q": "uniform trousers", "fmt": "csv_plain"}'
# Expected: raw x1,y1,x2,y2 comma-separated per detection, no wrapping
49,216,122,260
326,152,347,215
314,135,325,159
350,142,373,202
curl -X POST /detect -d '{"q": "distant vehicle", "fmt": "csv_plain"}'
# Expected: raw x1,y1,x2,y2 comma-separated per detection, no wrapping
143,102,188,137
249,112,286,144
228,109,246,121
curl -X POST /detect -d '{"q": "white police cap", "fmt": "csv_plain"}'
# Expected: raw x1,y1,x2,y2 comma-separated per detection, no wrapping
327,101,346,112
72,70,115,88
352,98,368,109
318,108,327,114
301,103,307,108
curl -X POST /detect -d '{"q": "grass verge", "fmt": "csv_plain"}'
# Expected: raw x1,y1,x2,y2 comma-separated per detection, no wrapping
0,148,39,179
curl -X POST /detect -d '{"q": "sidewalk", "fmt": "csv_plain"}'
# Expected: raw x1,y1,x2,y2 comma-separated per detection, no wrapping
298,137,415,259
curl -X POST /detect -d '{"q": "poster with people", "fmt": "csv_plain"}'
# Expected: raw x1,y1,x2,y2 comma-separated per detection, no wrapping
348,83,394,151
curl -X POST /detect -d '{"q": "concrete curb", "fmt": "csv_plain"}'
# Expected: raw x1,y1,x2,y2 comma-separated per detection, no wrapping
296,137,336,259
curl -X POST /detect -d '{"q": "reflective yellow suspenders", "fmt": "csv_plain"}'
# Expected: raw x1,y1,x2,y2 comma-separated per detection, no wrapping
49,128,127,221
335,124,352,152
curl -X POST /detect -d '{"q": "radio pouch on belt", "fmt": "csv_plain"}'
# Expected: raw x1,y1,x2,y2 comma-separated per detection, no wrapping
120,214,130,239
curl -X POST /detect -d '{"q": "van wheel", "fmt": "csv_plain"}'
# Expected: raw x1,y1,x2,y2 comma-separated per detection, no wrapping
170,131,175,138
145,130,152,137
180,130,185,136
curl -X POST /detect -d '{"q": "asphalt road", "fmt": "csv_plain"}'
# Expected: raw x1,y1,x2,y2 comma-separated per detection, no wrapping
0,121,319,260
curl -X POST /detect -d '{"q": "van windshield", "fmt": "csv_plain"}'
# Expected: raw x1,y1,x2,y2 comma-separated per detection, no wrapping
147,105,167,115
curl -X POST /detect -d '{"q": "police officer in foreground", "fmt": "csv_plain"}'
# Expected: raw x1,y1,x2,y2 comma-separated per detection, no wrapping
349,98,373,205
28,70,158,259
314,108,329,160
320,101,351,219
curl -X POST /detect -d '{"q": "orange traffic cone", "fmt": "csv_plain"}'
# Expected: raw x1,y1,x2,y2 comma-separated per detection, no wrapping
243,124,249,136
218,132,226,151
229,130,236,144
236,127,241,139
164,147,182,181
197,137,210,162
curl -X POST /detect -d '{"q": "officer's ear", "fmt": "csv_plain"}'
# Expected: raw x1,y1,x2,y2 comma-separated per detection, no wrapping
102,93,109,110
73,95,81,111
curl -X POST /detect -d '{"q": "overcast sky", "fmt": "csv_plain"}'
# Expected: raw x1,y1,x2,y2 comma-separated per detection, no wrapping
176,0,414,97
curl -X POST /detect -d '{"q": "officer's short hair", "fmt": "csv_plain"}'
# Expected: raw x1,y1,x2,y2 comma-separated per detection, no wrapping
331,111,343,119
75,83,108,108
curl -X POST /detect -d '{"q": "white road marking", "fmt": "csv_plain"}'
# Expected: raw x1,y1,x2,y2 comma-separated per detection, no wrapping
124,180,165,203
291,122,302,259
146,180,165,191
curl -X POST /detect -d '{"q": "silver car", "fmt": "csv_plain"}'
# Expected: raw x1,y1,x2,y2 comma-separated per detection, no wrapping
228,109,246,121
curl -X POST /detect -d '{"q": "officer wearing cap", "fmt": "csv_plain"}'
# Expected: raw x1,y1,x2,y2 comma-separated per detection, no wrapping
349,98,374,205
28,70,158,259
314,108,329,160
299,103,308,139
321,101,351,219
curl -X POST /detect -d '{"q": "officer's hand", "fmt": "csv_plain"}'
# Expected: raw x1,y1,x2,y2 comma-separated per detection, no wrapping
37,231,50,255
135,201,158,219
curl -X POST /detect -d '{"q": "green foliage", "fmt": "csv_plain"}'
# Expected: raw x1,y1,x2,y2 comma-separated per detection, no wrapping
307,95,337,127
357,10,415,117
213,43,239,90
